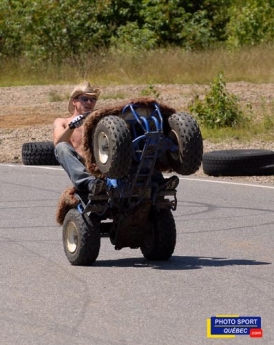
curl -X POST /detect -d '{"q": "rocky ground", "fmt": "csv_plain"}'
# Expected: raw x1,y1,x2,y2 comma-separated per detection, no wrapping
1,82,274,184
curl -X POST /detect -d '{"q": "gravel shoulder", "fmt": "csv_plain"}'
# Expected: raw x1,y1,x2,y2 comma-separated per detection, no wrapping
1,82,274,184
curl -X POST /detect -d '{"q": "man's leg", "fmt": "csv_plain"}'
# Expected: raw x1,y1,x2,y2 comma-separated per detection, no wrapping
55,142,104,193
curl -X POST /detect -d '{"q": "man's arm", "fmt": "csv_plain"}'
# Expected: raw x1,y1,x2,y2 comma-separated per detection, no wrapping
53,118,74,146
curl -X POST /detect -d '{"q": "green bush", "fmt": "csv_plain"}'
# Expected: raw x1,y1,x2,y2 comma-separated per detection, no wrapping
141,84,160,98
189,73,248,128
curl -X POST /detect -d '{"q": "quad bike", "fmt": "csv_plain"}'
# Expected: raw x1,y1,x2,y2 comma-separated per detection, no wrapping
58,98,203,265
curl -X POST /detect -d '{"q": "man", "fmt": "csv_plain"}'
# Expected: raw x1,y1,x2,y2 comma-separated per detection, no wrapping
53,81,105,194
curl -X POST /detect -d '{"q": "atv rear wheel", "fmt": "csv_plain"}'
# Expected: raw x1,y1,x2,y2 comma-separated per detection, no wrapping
141,208,176,261
63,209,100,266
166,112,203,175
93,115,132,178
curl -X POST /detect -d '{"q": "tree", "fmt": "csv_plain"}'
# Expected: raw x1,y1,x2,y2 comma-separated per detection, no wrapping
226,0,274,47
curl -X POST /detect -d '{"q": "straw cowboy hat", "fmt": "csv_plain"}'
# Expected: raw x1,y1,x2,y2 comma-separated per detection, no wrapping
68,81,101,113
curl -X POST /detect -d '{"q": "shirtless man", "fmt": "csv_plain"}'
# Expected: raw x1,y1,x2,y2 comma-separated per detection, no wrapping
53,81,105,194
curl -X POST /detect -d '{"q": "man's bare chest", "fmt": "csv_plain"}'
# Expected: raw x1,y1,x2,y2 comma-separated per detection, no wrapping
71,126,83,142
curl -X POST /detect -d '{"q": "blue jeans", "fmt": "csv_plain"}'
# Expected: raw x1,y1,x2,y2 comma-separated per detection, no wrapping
54,142,95,191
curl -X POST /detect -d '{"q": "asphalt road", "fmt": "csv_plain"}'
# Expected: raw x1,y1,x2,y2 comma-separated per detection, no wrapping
0,164,273,345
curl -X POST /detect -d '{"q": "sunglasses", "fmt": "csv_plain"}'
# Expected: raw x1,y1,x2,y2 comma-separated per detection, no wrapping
77,96,97,102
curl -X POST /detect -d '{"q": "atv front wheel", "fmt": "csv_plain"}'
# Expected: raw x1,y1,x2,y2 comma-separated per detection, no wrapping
63,209,101,266
92,115,132,178
166,112,203,175
141,208,176,261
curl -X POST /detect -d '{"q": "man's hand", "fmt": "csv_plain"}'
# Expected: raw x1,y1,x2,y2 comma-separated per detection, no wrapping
68,112,91,130
68,115,85,129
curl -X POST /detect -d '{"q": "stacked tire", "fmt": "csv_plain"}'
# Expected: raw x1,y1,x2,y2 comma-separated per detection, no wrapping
22,141,59,165
203,149,274,176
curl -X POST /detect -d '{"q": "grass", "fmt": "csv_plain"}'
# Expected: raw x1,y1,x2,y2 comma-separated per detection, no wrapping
0,44,274,86
100,92,128,100
201,123,274,143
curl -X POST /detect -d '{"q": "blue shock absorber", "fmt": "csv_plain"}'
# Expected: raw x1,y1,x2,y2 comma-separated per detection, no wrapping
77,203,84,214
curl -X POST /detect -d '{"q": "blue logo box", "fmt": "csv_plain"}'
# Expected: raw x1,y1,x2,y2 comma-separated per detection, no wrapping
211,316,261,335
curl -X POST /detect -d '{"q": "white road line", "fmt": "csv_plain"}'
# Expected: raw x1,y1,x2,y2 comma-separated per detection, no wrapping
0,164,62,171
1,163,274,189
181,176,274,189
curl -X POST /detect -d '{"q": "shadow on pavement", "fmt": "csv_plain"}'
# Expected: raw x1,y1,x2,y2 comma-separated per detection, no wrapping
94,255,271,270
